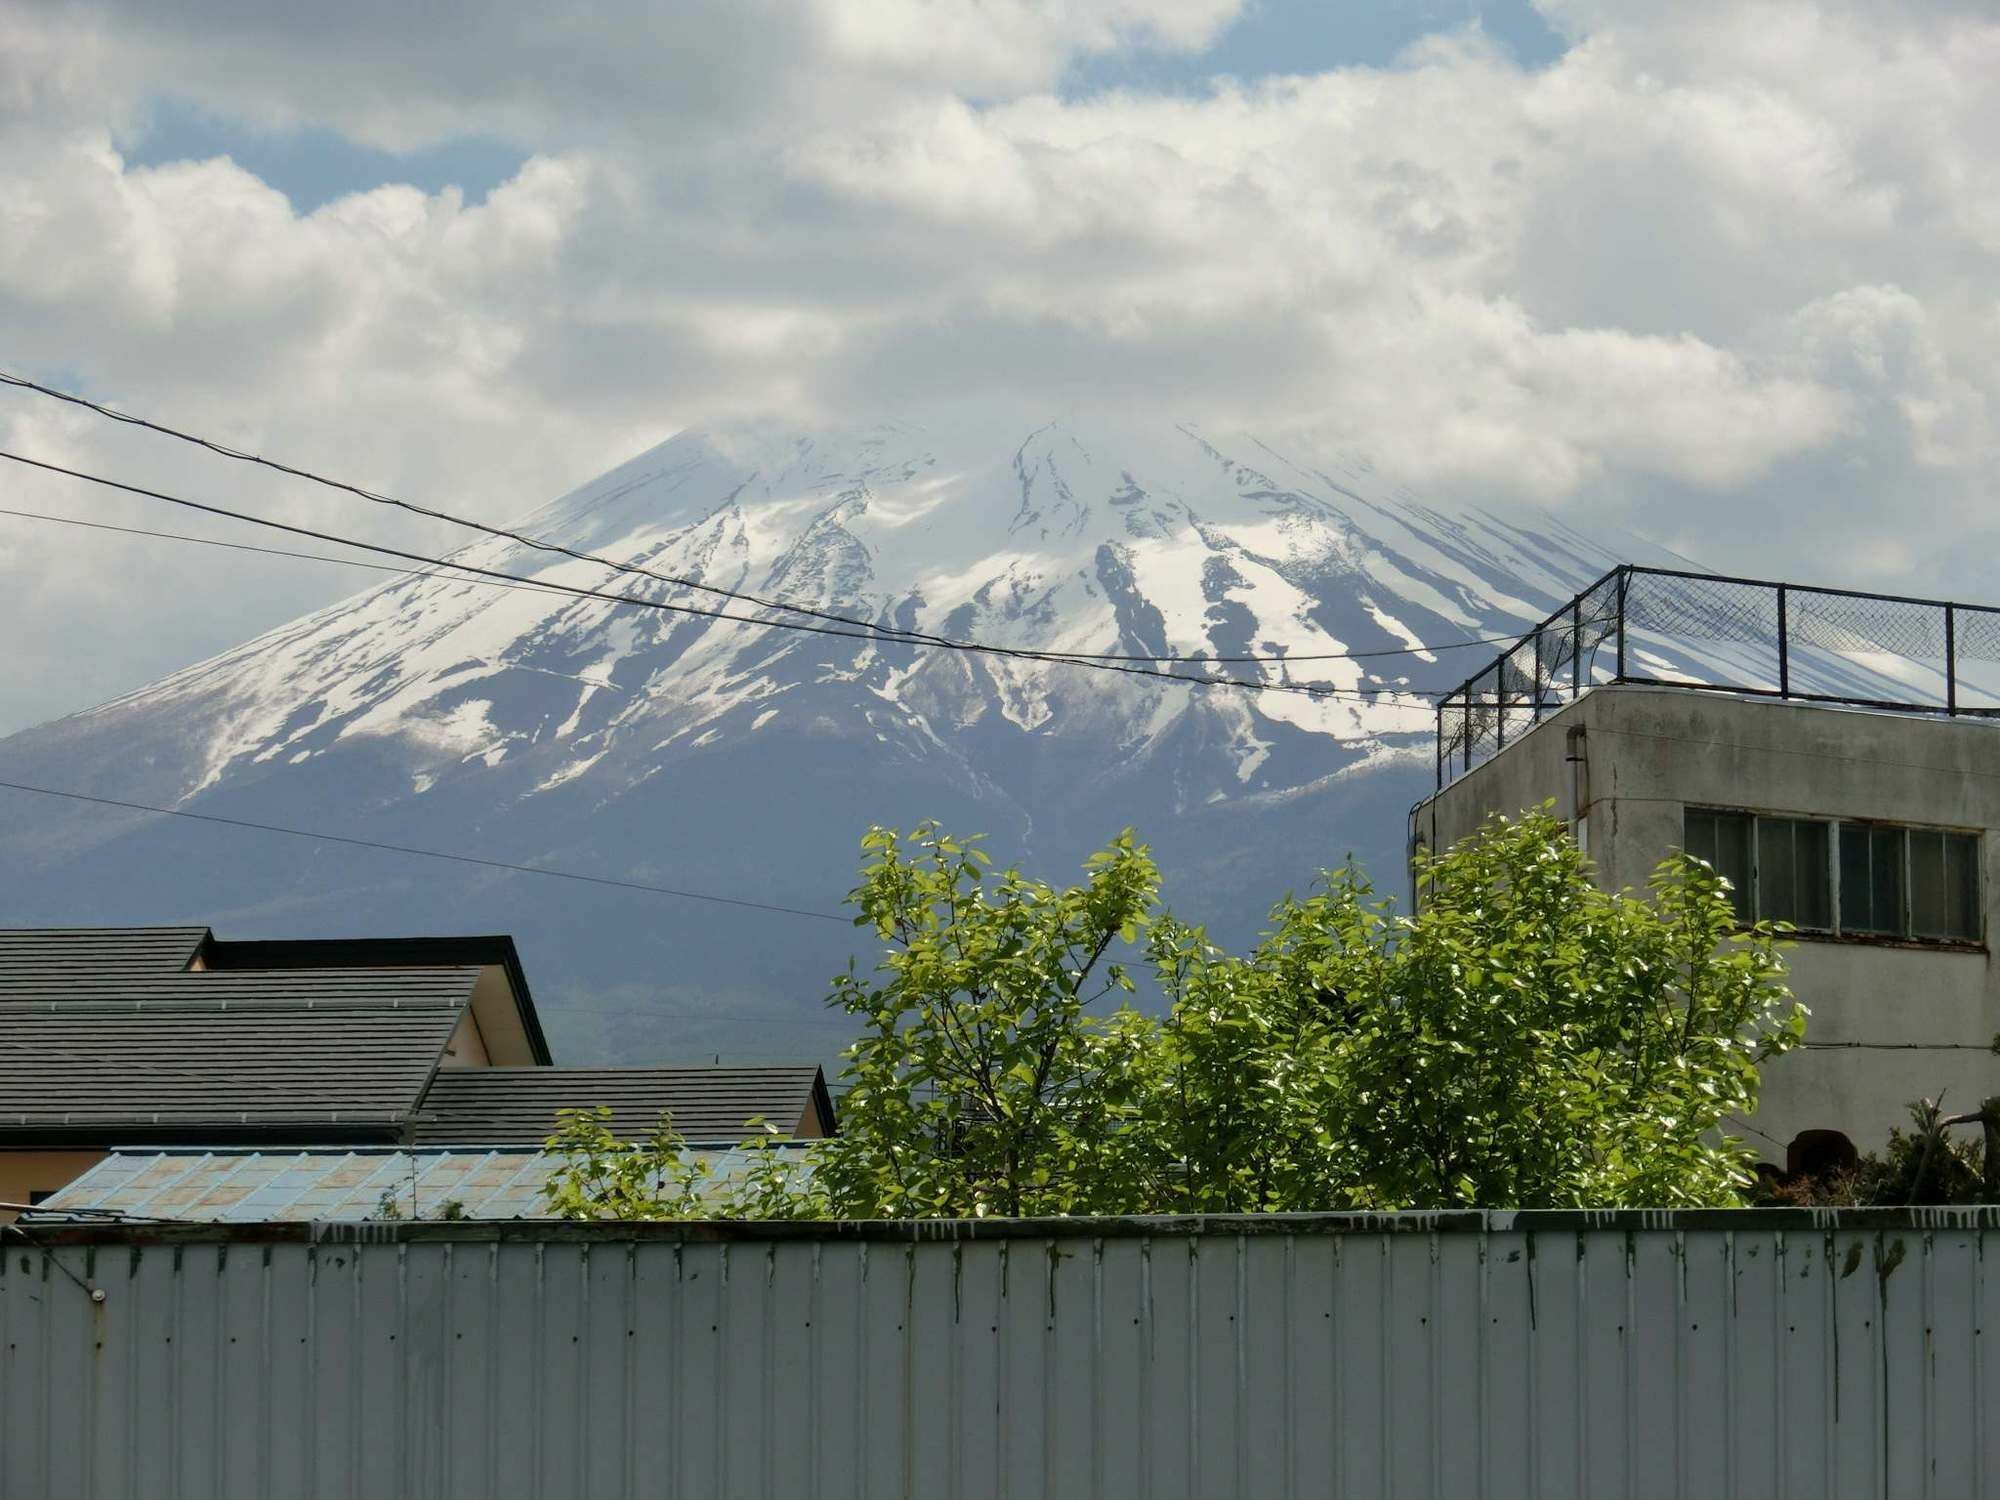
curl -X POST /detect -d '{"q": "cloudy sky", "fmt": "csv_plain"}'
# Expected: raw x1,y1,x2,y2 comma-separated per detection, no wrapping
1,0,1995,735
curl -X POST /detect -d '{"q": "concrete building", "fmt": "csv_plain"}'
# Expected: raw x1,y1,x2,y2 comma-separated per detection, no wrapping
1418,566,2000,1168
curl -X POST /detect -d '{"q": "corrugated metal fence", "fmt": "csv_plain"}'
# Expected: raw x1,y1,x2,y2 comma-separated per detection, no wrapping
3,1210,1997,1498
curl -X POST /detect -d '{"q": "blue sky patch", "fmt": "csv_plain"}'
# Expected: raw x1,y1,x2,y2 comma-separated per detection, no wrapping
1063,0,1567,97
123,100,528,214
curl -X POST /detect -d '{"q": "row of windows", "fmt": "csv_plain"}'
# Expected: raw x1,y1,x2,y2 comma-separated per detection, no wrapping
1683,808,1980,943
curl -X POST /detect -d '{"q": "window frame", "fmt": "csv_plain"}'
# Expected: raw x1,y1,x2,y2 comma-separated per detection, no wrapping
1681,805,1983,947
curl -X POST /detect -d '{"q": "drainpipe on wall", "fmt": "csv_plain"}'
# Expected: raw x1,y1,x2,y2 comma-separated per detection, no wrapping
1407,796,1442,914
1565,725,1590,855
1406,803,1423,913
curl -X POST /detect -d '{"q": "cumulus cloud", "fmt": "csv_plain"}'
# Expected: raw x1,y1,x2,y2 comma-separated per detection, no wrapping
5,0,1246,150
0,0,1997,732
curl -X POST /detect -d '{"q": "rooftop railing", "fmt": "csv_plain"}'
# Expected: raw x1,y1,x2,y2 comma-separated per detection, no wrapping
1435,564,2000,789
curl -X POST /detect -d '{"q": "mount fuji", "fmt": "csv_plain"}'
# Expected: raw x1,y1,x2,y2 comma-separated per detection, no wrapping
0,418,1657,1063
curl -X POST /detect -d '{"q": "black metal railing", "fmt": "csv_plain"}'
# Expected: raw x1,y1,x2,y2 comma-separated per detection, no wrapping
1435,565,2000,788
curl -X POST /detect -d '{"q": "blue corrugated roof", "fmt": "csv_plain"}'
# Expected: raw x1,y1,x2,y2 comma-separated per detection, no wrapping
30,1146,813,1223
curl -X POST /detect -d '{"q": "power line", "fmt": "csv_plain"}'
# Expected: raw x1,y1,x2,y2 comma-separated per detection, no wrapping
0,369,973,651
1724,1113,1787,1151
0,502,1542,718
0,507,1508,684
554,1004,858,1029
1800,1041,1996,1052
0,504,578,597
0,778,851,924
0,449,1443,709
0,369,1545,669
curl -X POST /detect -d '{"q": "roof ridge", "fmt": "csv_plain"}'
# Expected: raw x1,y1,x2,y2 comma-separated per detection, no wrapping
5,1000,472,1014
429,1063,822,1075
0,924,209,933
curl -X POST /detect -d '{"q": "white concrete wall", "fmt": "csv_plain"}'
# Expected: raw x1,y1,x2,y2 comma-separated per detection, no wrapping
1418,685,2000,1161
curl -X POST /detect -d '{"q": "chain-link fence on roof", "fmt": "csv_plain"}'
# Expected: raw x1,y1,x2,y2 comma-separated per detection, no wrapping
1434,566,2000,789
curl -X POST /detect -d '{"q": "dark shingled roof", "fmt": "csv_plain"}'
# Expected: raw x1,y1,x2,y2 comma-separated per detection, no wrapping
0,991,471,1135
0,927,483,1142
412,1066,836,1145
0,928,827,1152
0,926,209,991
197,934,553,1067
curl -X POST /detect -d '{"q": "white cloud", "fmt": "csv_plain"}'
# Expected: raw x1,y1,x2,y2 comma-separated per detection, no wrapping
0,0,1998,732
4,0,1246,151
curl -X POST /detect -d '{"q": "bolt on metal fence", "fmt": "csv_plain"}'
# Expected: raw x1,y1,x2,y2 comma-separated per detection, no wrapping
1436,565,2000,788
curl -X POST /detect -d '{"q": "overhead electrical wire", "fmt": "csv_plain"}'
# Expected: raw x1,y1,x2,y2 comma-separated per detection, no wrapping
0,449,1445,709
0,369,978,652
0,506,1597,696
531,1001,857,1030
0,778,851,923
0,368,1555,670
1800,1040,1998,1052
0,504,579,597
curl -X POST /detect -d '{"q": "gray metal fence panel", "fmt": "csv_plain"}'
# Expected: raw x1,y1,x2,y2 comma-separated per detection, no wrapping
2,1212,1994,1499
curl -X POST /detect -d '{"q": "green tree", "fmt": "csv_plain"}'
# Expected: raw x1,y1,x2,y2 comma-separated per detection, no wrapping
545,808,1805,1217
1330,807,1803,1207
542,1106,715,1219
1133,877,1380,1212
807,823,1161,1218
540,1107,826,1220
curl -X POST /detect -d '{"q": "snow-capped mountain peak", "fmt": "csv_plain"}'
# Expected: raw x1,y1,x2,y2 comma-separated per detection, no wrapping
0,416,1648,1061
92,417,1628,809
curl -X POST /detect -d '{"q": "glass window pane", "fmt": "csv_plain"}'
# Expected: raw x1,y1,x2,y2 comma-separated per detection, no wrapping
1944,833,1979,941
1894,829,1987,940
1758,818,1795,923
1910,829,1946,938
1683,807,1751,921
1839,825,1873,931
1683,809,1716,867
1793,820,1831,929
1872,827,1907,936
1757,818,1830,928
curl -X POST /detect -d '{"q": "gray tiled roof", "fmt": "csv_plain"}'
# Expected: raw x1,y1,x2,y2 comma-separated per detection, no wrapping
0,926,209,990
0,993,469,1129
0,927,479,1137
412,1066,832,1145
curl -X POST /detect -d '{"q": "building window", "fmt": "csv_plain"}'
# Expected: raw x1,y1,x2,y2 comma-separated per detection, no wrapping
1683,808,1753,923
1910,828,1979,942
1757,817,1831,929
1685,809,1980,944
1839,825,1905,936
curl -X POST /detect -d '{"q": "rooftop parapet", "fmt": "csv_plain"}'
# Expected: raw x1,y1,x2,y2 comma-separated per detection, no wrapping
1436,564,2000,788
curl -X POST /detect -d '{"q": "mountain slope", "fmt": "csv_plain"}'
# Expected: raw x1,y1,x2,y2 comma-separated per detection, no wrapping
0,418,1648,1062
